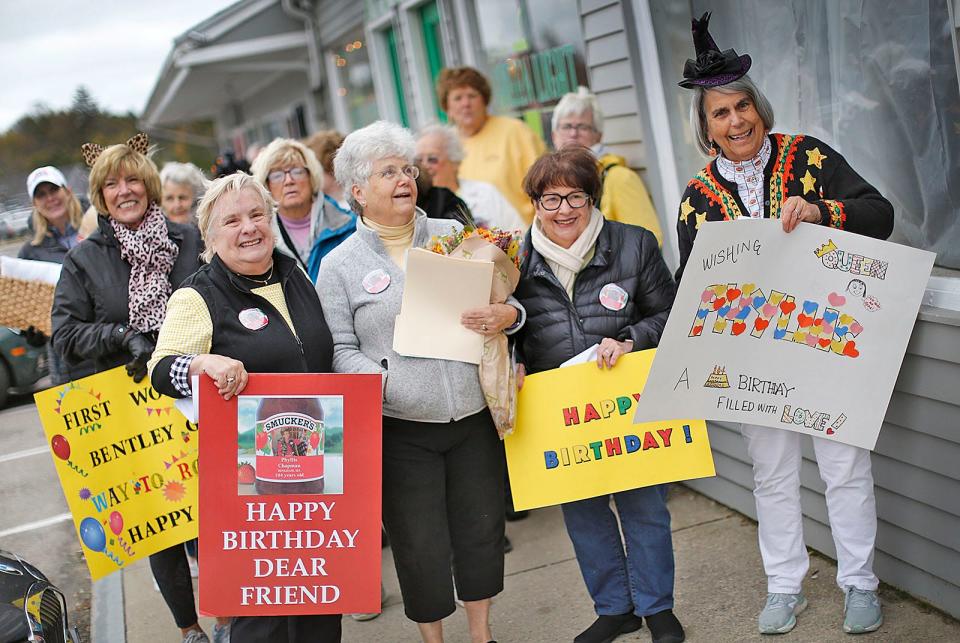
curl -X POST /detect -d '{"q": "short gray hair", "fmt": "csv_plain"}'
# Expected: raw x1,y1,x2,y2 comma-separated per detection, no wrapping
689,75,775,157
416,124,464,162
334,120,416,214
250,138,324,195
195,172,276,262
160,162,207,198
551,86,603,134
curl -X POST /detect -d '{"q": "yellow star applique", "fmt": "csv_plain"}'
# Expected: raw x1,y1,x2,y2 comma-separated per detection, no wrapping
800,170,817,195
680,197,695,222
695,211,708,230
806,147,827,169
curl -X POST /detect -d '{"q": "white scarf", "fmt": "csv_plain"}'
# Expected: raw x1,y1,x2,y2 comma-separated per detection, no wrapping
531,207,604,299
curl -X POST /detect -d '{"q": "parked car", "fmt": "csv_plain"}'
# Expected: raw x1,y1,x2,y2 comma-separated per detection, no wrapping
0,208,31,240
0,549,81,642
0,329,48,408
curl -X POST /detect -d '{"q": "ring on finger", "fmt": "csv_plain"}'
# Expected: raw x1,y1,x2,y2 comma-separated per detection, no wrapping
226,375,236,383
481,323,488,331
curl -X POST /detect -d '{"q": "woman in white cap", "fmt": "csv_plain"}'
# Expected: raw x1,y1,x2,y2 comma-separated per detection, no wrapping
19,166,83,263
18,166,85,383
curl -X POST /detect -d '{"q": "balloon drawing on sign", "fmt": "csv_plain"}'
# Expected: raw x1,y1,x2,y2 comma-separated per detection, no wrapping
51,434,70,460
51,434,89,477
109,511,136,556
109,511,123,535
79,517,106,552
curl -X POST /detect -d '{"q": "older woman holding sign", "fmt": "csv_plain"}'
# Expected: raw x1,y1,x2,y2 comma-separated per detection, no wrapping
512,147,681,643
317,120,519,643
149,171,340,643
676,13,894,636
51,135,210,643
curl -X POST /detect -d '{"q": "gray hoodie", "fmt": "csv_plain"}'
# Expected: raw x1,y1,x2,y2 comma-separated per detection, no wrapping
317,210,491,423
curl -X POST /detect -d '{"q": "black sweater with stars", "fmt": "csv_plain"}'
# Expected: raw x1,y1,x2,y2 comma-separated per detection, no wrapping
675,133,894,281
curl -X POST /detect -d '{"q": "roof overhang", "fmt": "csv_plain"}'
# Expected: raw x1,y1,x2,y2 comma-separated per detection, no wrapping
142,0,316,129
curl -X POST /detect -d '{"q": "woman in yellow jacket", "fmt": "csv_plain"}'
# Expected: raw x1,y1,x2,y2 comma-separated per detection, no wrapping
551,87,663,246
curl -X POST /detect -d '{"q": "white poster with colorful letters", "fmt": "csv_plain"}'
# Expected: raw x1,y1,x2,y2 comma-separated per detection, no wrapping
633,220,935,450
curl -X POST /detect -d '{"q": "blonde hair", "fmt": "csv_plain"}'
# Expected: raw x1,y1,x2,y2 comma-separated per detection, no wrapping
78,205,100,240
195,172,276,262
88,144,162,216
250,138,323,195
30,187,84,246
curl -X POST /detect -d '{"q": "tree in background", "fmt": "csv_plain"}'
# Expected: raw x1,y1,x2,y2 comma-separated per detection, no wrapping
0,86,216,204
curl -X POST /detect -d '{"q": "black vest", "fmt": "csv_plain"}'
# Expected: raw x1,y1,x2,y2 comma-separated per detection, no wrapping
181,251,333,374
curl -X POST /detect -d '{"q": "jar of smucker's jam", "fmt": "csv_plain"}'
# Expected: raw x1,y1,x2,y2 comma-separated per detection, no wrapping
254,397,325,494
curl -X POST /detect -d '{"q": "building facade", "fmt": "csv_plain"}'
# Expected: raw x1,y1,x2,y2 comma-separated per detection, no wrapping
142,0,960,617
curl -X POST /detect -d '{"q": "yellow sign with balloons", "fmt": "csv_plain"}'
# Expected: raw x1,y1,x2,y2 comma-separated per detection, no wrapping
34,366,198,580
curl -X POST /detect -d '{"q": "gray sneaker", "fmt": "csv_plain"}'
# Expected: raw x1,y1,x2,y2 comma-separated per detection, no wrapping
843,587,882,634
758,592,807,634
182,630,210,643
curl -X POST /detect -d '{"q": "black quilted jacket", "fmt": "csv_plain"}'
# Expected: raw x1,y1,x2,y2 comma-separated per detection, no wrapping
513,220,676,374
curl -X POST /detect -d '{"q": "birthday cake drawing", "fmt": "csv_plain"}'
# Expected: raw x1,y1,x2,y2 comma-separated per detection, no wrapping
704,366,731,389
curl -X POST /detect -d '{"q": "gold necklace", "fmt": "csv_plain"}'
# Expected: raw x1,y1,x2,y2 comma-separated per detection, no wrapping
235,264,274,286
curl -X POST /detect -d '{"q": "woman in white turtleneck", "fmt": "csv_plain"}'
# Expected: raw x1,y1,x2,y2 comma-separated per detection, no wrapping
317,121,522,643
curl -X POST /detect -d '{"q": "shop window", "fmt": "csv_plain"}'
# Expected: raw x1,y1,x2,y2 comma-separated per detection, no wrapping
471,0,588,137
652,0,960,269
333,29,379,130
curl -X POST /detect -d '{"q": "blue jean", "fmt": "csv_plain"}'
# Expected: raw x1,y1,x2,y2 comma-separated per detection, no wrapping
561,484,674,617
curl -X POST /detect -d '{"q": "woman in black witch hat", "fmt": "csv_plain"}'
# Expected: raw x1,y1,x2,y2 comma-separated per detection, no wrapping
676,12,893,638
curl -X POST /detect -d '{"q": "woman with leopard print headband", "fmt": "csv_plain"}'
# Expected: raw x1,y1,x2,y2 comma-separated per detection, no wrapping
51,134,223,643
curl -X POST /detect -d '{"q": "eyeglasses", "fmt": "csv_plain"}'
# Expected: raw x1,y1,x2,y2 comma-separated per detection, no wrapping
374,165,420,181
267,167,308,185
557,123,597,134
414,155,441,166
538,191,590,211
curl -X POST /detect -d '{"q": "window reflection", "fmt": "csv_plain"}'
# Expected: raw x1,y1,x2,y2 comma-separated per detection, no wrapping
333,29,378,129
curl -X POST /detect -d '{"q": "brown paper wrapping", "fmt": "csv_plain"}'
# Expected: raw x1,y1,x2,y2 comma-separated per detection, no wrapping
449,236,521,438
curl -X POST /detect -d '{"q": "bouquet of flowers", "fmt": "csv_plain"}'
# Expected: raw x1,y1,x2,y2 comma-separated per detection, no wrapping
430,226,524,437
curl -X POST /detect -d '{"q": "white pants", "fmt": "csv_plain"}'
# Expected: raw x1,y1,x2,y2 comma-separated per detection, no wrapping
740,424,879,594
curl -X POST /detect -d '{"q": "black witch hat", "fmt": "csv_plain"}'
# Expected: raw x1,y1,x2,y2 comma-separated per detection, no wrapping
678,12,751,89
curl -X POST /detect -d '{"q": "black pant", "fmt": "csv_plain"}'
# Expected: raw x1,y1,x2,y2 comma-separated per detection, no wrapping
149,544,197,628
382,410,506,622
230,615,342,643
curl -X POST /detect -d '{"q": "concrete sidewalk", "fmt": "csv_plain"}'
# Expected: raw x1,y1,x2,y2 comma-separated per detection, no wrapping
112,487,960,642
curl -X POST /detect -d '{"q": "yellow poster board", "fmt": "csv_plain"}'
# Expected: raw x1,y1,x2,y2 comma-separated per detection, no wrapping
34,367,198,580
505,350,715,510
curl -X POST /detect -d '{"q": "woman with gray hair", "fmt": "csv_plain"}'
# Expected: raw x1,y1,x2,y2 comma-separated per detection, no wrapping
251,137,355,282
160,162,207,225
318,120,522,643
551,87,663,244
677,13,893,636
415,123,525,230
150,171,339,642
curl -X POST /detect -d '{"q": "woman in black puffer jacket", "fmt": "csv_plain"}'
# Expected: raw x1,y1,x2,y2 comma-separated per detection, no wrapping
512,147,683,643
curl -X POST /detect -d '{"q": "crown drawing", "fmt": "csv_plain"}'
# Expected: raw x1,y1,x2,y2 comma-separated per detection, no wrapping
815,240,838,258
703,366,730,389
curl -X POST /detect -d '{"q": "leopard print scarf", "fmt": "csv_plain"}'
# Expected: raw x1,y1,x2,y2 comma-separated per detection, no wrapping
110,202,180,332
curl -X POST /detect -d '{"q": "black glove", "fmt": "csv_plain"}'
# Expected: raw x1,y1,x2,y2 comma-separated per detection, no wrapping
122,331,155,383
23,326,48,347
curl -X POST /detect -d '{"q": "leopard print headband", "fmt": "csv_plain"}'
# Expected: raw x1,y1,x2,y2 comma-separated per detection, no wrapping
81,132,150,167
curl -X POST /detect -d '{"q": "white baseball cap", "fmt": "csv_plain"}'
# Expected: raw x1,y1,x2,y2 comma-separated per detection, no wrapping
27,166,68,199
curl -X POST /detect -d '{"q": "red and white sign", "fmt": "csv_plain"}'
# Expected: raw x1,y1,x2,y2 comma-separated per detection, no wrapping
198,373,382,616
